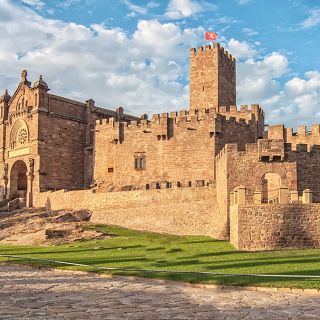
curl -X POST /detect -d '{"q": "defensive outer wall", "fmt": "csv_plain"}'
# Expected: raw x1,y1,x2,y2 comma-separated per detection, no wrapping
34,137,320,251
33,185,225,239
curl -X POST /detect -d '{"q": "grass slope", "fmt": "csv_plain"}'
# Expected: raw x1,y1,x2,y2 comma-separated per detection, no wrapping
1,224,320,289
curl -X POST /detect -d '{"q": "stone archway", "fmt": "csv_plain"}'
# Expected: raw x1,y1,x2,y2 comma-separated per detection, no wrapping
261,172,281,203
10,160,28,201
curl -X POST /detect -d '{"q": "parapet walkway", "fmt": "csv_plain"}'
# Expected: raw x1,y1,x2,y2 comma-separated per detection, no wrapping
0,264,319,319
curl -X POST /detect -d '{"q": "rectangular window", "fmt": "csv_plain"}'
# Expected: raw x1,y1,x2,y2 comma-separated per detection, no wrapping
261,156,270,162
134,155,146,170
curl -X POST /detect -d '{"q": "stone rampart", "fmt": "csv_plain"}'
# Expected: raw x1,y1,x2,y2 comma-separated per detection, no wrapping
94,108,259,191
33,186,227,238
230,204,320,251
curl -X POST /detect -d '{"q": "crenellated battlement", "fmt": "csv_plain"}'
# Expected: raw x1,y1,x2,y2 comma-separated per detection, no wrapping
217,104,264,123
269,124,320,137
218,104,263,114
95,106,258,141
268,124,320,150
190,43,236,62
216,139,320,164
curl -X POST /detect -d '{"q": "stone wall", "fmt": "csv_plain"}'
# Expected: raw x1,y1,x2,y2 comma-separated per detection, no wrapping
215,145,229,238
216,141,298,200
36,94,108,191
33,185,227,238
218,104,264,139
94,108,259,191
230,204,320,250
294,146,320,200
38,113,87,191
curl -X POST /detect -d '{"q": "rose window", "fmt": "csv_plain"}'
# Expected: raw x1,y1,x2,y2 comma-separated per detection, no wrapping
18,128,28,145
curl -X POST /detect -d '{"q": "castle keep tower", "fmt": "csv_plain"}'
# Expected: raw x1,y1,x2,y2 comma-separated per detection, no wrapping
190,43,236,111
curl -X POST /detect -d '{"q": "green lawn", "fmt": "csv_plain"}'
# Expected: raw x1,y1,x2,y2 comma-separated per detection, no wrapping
1,224,320,289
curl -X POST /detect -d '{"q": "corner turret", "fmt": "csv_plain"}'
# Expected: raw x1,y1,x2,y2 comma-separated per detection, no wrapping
0,89,11,103
33,75,50,92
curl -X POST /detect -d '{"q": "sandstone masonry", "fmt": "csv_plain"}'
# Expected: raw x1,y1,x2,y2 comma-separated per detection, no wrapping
1,43,320,250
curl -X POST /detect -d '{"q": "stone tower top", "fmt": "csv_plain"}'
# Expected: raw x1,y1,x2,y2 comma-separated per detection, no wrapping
189,43,236,111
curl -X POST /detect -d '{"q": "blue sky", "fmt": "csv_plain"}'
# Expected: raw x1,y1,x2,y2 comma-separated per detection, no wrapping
1,0,320,127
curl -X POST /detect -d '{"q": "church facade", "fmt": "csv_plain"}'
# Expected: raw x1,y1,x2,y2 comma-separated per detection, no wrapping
0,70,138,206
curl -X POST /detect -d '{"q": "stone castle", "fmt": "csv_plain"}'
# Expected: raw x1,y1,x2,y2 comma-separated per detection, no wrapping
1,43,320,251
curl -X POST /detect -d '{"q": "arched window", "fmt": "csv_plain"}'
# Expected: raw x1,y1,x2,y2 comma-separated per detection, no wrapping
10,119,29,149
261,172,281,203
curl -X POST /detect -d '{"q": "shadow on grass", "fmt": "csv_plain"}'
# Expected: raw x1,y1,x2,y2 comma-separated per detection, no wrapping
166,248,183,253
0,244,146,256
177,251,241,259
187,250,320,260
181,239,222,244
203,256,320,272
152,259,200,268
75,257,150,265
93,270,320,289
145,247,165,251
3,257,320,289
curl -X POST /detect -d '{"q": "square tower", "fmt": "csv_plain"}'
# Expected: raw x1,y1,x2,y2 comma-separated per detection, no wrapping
189,43,236,111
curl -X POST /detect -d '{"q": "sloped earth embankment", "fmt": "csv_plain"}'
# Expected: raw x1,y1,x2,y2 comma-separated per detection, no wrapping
0,208,107,246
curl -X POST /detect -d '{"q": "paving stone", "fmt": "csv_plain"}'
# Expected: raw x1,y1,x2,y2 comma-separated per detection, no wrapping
0,265,319,320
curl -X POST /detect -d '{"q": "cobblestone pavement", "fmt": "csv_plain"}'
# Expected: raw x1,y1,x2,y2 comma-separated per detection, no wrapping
0,264,319,319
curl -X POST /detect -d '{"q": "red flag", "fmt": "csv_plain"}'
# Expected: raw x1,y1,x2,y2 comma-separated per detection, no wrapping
205,32,217,41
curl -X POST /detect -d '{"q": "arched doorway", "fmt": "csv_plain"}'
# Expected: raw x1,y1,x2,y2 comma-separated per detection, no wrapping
10,160,28,201
261,172,281,203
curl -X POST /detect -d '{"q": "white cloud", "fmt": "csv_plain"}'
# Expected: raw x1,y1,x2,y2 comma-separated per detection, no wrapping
269,71,320,126
0,0,319,128
285,71,320,94
300,8,320,29
126,12,137,18
164,0,217,19
235,48,320,127
0,1,202,117
223,40,292,124
237,52,289,104
57,0,81,8
237,0,253,5
123,0,159,17
242,27,258,36
147,1,160,9
225,38,257,59
123,0,148,15
21,0,44,10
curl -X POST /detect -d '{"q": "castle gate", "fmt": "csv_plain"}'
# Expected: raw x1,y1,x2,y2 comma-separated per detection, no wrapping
9,160,27,202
